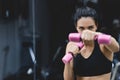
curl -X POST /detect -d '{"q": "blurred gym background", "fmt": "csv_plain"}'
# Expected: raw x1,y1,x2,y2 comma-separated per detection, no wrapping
0,0,120,80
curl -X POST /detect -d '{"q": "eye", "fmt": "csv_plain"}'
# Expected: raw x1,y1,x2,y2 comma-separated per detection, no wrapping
78,26,84,30
88,26,94,30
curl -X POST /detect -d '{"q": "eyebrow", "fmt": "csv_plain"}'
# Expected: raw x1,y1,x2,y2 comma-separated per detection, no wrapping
78,25,94,28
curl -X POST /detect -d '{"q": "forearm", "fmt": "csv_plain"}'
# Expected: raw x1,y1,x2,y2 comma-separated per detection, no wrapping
63,61,74,80
104,36,119,53
95,32,119,53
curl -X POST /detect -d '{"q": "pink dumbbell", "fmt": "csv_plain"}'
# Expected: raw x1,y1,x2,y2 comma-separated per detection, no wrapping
68,33,81,42
62,41,84,64
62,33,111,64
62,33,83,64
96,34,111,44
68,33,111,44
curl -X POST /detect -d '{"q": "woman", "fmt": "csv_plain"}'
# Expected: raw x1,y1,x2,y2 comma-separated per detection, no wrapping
63,6,119,80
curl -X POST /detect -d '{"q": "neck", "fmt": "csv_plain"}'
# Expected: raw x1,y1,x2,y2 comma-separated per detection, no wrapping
84,41,95,47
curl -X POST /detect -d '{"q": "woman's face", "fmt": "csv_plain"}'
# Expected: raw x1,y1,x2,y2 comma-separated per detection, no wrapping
76,17,97,33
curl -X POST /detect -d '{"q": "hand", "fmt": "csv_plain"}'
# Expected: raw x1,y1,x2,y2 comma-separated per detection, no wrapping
81,30,97,45
66,42,80,56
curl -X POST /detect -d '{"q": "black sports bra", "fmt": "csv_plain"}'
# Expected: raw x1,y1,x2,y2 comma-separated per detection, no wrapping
73,41,112,76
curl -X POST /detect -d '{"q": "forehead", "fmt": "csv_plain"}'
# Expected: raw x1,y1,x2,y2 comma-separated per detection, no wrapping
77,17,95,26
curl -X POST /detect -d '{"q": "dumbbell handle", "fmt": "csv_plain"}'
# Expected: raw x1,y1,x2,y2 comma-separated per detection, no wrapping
69,33,111,44
62,42,84,64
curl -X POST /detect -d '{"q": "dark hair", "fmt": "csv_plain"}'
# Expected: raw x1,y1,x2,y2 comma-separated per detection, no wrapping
73,6,98,27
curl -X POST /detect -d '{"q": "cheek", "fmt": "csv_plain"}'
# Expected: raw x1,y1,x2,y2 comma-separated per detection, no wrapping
94,27,97,31
92,26,97,31
76,28,83,33
78,30,82,33
76,27,79,32
89,29,97,32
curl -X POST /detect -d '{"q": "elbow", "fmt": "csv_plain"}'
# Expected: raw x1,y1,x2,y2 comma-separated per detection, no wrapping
110,37,120,53
114,44,120,53
116,42,120,52
116,45,120,52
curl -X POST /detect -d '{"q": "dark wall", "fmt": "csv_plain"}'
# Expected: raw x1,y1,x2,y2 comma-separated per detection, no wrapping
47,0,76,64
98,0,120,28
0,0,29,19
